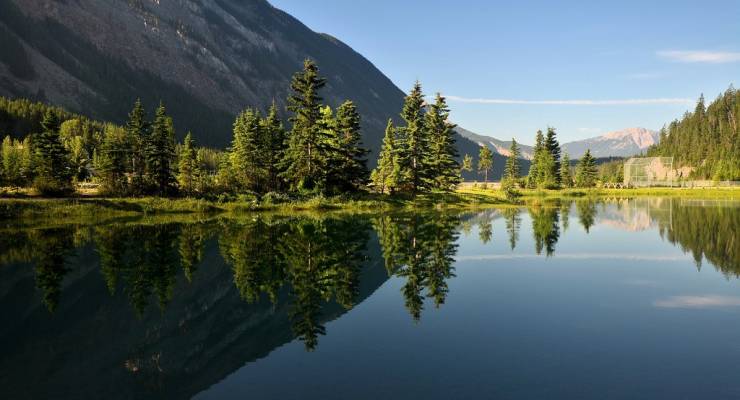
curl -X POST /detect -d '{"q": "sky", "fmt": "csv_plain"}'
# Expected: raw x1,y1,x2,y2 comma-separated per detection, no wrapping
268,0,739,144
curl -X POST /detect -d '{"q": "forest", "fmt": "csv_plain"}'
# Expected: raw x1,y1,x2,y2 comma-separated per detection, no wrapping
0,60,465,199
648,87,740,180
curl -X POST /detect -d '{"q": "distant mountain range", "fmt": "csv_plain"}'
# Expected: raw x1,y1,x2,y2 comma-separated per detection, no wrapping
456,126,659,159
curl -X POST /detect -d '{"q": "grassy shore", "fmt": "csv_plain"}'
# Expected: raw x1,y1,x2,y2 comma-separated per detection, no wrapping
1,186,737,222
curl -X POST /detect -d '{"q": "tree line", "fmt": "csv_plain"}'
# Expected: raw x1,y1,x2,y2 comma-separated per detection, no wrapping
462,127,599,191
647,87,740,180
0,60,462,198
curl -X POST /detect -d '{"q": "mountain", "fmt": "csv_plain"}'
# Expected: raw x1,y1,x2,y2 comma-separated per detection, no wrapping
561,128,659,159
455,126,534,159
457,127,659,160
0,0,487,168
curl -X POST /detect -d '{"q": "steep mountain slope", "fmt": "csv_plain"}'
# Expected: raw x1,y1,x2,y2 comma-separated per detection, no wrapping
458,126,658,159
0,0,484,163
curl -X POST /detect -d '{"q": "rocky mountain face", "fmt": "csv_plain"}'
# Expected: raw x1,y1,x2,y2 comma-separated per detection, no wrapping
458,126,659,160
561,128,659,159
0,0,484,166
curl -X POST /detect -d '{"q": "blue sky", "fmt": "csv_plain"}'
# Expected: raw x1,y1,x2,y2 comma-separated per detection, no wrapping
269,0,739,144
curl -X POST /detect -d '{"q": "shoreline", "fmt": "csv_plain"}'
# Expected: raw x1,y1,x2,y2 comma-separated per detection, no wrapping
1,187,738,222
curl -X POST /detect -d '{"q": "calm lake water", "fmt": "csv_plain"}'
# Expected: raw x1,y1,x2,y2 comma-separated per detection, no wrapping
1,197,738,399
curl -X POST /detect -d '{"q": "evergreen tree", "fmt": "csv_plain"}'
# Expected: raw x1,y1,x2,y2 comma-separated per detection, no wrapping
544,127,561,184
96,124,130,195
371,119,399,194
281,59,328,192
261,103,287,193
502,138,521,186
477,146,493,183
396,82,428,194
575,149,598,188
230,108,264,192
560,152,573,188
178,132,200,196
33,110,73,195
424,93,460,191
146,102,177,196
126,99,149,193
327,100,369,192
527,130,545,188
461,154,473,179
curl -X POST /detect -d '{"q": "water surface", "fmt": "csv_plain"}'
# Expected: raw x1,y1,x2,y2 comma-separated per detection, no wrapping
0,198,738,399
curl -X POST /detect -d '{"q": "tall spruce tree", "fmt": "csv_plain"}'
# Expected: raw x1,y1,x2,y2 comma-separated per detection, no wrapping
371,119,399,194
575,149,598,188
34,110,73,195
230,108,264,193
178,132,199,196
281,59,328,192
527,130,545,188
261,103,286,193
477,146,493,183
127,99,148,193
146,102,177,195
396,81,428,194
502,138,521,186
424,93,460,191
560,152,573,188
97,124,130,195
329,100,368,192
544,127,561,184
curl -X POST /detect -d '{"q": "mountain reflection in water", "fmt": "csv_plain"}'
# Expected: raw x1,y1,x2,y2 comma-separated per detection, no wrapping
0,198,737,399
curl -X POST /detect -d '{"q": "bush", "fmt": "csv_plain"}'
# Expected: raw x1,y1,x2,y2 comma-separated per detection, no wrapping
33,176,74,197
262,191,291,205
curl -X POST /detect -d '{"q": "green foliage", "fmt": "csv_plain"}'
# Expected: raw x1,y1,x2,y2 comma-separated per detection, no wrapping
461,154,473,179
527,129,560,189
396,82,429,194
371,119,400,194
178,132,200,196
33,110,73,195
477,146,493,182
502,139,521,190
325,101,369,193
282,59,328,192
560,153,573,188
424,94,460,190
96,124,130,195
146,102,177,196
648,87,740,180
575,149,598,188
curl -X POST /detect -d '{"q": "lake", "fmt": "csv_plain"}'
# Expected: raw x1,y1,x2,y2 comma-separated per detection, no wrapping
0,197,738,399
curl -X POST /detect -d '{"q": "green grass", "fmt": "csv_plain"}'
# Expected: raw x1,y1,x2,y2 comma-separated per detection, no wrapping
2,186,736,223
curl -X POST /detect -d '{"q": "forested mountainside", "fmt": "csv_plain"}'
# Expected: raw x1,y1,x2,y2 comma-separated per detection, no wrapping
648,88,740,180
0,0,490,172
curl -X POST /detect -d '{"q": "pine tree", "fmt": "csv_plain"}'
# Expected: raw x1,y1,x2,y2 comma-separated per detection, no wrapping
230,108,264,193
575,149,598,188
527,130,545,188
146,102,177,196
502,138,521,186
178,132,200,196
424,93,459,191
544,127,561,184
396,81,428,194
461,154,473,180
126,99,149,193
371,119,399,194
560,152,573,188
477,146,493,183
281,59,328,192
261,103,286,193
96,124,130,195
33,110,73,195
329,100,368,192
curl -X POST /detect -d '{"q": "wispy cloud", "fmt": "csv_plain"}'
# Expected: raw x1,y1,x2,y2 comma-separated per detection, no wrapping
624,72,664,80
445,96,693,106
654,295,740,309
658,50,740,63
